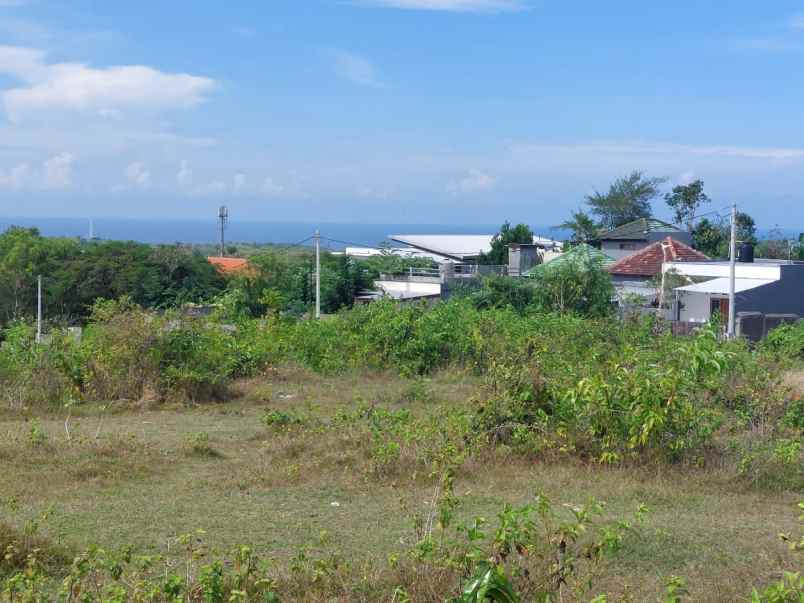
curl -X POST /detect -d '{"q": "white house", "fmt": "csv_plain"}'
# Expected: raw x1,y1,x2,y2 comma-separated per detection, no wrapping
664,259,804,323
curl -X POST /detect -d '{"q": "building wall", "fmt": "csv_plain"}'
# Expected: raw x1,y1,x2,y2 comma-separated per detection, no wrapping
679,291,713,322
601,241,647,260
735,265,804,315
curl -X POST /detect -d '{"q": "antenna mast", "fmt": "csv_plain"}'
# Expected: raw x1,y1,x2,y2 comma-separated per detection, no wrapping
218,206,229,257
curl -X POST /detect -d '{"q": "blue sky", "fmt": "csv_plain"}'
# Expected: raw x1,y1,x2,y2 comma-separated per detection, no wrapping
2,0,804,228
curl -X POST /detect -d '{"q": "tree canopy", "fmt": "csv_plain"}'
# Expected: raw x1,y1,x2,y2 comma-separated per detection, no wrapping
479,222,534,265
664,179,711,231
559,210,599,244
585,171,666,230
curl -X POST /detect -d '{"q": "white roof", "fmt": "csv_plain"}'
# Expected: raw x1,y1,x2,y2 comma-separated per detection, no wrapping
344,247,444,262
675,277,776,295
389,235,493,260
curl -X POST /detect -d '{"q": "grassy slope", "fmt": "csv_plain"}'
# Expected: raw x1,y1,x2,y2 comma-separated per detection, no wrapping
1,368,800,602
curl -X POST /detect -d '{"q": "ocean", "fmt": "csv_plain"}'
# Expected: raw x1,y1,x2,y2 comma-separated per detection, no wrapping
1,217,569,249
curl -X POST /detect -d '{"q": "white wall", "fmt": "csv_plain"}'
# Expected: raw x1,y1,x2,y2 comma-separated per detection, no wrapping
601,241,647,260
665,262,780,280
679,292,712,323
375,280,441,300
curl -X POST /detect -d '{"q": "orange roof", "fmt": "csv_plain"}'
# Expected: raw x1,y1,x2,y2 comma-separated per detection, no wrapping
207,256,250,274
607,237,709,277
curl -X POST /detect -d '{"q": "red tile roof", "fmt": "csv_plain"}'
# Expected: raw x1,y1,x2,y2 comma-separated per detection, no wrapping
207,256,250,274
606,237,709,277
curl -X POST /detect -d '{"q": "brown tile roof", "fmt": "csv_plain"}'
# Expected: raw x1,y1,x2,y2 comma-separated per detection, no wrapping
606,237,709,277
207,256,250,274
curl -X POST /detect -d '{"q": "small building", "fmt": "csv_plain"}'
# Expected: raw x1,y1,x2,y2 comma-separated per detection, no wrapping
607,237,708,302
665,258,804,324
599,218,692,260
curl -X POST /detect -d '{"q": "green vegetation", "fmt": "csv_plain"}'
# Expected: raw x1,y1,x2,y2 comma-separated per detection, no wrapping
0,293,801,600
0,227,438,326
585,171,667,230
479,222,534,265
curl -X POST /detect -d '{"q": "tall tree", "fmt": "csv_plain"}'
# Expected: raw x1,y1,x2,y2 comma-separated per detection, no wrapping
586,171,666,230
479,222,534,265
559,210,599,244
691,218,725,258
664,179,711,231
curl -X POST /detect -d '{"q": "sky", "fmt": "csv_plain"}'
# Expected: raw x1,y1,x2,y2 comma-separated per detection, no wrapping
2,0,804,228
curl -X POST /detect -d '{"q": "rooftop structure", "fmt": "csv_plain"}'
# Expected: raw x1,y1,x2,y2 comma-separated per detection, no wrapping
607,237,708,277
599,218,692,260
389,233,561,263
523,243,613,277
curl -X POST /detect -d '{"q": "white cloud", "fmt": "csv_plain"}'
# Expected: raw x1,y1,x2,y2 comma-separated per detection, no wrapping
0,162,29,188
0,45,216,122
262,176,284,196
447,169,496,194
177,160,193,190
331,49,383,88
354,0,525,12
43,152,74,188
233,172,246,193
125,161,151,189
510,141,804,161
678,170,697,186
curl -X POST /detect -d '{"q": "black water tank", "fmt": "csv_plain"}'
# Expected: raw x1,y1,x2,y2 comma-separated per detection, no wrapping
738,243,755,263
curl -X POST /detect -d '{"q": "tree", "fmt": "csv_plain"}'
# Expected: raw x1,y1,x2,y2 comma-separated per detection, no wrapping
559,210,599,244
690,211,757,258
479,222,534,265
735,212,757,245
691,218,725,258
664,179,710,231
586,171,666,230
530,260,613,317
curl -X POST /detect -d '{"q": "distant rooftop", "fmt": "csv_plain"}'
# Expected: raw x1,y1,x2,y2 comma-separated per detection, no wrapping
600,218,684,241
389,234,494,261
390,233,561,261
608,237,708,277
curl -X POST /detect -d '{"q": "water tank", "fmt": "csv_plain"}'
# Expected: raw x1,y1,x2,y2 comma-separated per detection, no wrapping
738,243,754,263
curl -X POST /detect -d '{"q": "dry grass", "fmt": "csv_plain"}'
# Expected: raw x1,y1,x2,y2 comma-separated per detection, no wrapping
0,366,800,601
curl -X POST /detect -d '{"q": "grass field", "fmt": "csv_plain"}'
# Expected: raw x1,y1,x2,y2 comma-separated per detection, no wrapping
2,366,800,602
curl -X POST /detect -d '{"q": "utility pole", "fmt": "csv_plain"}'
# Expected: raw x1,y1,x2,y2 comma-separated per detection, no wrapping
218,206,229,257
314,230,321,319
36,275,43,344
727,204,737,339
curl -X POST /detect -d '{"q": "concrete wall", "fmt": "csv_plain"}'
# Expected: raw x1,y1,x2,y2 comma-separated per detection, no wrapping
735,265,804,315
601,240,646,260
679,291,713,323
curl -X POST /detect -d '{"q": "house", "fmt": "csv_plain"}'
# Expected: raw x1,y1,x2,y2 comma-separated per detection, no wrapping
599,218,692,260
607,237,708,302
665,258,804,324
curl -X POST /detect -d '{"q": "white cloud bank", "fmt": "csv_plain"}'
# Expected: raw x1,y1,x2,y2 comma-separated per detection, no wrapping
447,169,496,194
331,49,383,88
0,45,215,122
355,0,525,12
125,161,151,189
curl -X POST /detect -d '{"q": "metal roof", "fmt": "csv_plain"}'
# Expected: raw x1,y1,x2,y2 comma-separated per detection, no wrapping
600,218,684,241
523,243,613,277
675,277,776,295
389,234,494,260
